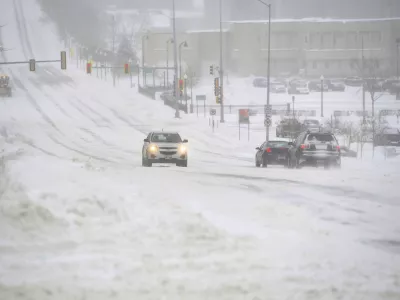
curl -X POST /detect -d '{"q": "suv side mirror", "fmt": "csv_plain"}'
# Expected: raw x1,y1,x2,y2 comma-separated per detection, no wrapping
255,147,260,150
144,138,149,142
288,142,294,146
183,139,188,143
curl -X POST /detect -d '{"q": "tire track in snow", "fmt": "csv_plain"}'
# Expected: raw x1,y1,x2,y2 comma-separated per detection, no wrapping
47,134,117,163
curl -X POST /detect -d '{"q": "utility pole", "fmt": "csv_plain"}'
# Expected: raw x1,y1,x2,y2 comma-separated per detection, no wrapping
362,36,366,124
266,3,271,141
112,15,116,88
257,0,271,141
172,0,180,118
219,0,225,123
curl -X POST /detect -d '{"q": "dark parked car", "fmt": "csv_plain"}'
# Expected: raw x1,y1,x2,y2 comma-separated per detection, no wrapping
287,131,341,169
340,146,357,158
276,119,303,138
345,76,363,87
255,140,291,168
302,119,321,132
325,79,346,91
253,77,268,88
374,128,400,146
382,79,400,91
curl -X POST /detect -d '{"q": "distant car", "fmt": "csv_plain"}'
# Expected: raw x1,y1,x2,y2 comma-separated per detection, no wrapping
308,80,321,92
302,119,320,132
340,146,357,158
374,128,400,147
255,140,291,168
271,84,286,93
345,76,363,87
0,74,12,97
253,77,268,88
288,81,310,94
287,130,341,169
160,91,173,101
276,118,302,138
364,78,383,92
382,79,400,91
142,131,188,167
325,79,346,91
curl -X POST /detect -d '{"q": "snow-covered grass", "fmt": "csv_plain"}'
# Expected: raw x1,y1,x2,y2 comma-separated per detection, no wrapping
1,1,400,299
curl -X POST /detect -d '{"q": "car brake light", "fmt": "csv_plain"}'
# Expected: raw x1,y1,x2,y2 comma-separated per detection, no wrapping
336,145,340,151
266,147,271,153
300,144,310,149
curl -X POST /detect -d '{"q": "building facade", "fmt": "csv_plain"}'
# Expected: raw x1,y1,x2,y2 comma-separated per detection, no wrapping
144,18,400,78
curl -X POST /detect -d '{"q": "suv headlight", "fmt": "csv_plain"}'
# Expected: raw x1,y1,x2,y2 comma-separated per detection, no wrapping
148,144,158,153
178,144,187,154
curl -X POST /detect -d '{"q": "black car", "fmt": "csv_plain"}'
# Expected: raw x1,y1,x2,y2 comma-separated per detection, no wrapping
382,79,400,91
255,140,291,168
287,131,341,169
253,77,268,88
374,128,400,146
325,79,346,91
344,76,363,87
340,146,357,158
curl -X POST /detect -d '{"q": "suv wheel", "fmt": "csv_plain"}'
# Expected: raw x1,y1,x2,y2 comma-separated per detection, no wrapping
177,160,188,167
256,158,261,167
262,156,268,168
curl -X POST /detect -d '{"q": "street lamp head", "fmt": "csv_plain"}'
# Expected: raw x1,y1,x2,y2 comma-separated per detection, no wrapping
320,75,324,80
183,41,188,47
184,74,188,79
397,38,400,44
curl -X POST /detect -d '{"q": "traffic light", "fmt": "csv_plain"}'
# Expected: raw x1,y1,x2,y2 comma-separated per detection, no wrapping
214,77,219,96
173,79,176,97
86,62,92,74
209,65,214,75
61,51,67,70
216,96,221,104
179,79,184,91
124,63,129,74
29,59,35,71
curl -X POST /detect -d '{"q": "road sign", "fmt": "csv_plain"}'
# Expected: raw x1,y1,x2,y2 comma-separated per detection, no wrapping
264,118,272,127
196,95,206,101
210,109,217,116
264,105,272,113
239,109,250,124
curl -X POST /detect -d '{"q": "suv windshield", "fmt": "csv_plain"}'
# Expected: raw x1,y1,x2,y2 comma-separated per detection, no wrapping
151,133,182,143
307,134,335,143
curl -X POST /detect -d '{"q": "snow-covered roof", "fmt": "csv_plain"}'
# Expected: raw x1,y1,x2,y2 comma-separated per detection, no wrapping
228,17,400,24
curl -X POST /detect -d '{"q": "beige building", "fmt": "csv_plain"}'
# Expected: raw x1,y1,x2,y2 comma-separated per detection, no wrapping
144,18,400,79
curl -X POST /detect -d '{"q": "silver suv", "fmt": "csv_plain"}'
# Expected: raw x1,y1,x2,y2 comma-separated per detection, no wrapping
142,132,188,167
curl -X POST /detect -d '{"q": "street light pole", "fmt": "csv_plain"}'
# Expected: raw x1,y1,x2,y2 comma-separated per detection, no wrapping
178,41,187,80
166,38,173,88
320,75,324,117
172,0,180,118
397,38,400,81
142,35,148,87
257,0,271,140
219,0,225,123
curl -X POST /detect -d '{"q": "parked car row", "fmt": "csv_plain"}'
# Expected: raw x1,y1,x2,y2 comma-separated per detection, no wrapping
253,76,400,94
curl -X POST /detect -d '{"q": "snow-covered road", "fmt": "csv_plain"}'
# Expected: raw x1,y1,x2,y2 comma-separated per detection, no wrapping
1,1,400,299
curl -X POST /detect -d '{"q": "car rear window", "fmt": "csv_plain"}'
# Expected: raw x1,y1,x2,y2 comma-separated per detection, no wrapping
304,120,319,125
267,141,289,147
151,133,182,143
307,134,335,143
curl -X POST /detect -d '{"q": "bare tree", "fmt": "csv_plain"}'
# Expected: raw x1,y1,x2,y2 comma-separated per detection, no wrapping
351,55,391,158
